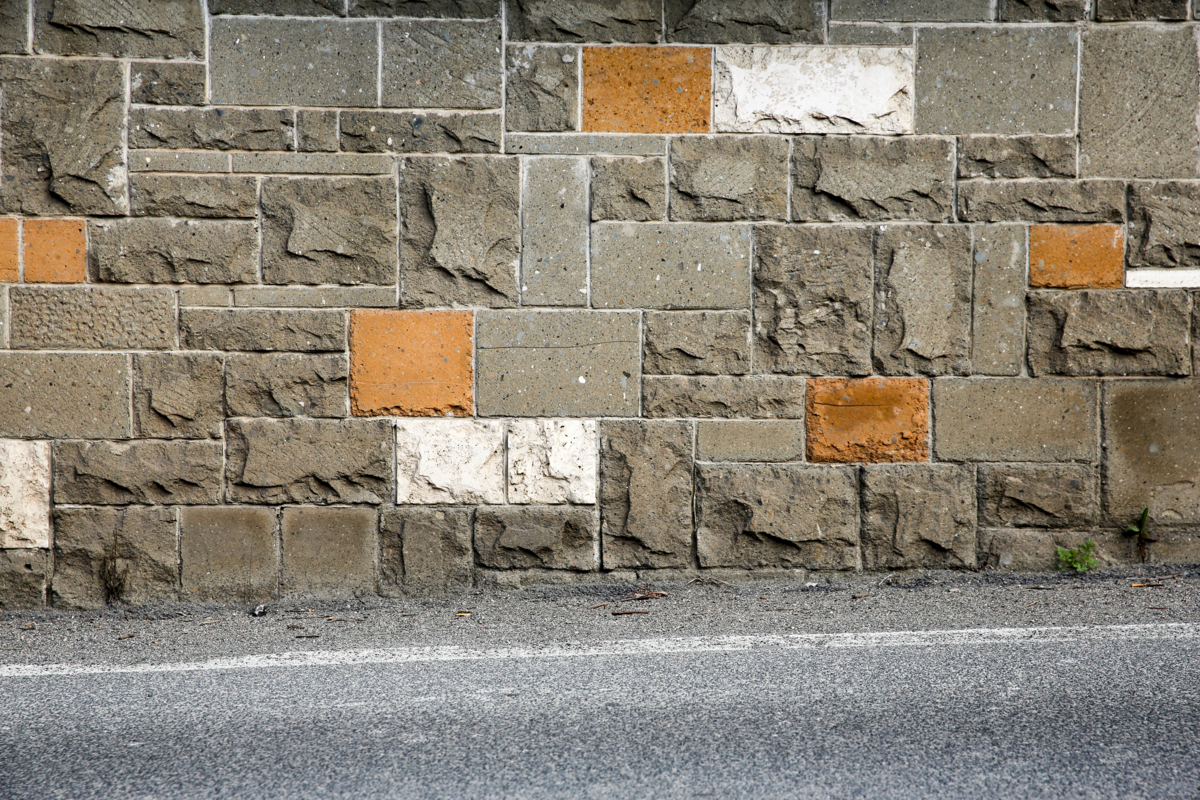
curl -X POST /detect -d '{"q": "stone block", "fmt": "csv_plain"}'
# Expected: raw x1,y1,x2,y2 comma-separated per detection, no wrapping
281,508,376,595
508,134,665,156
826,24,911,46
227,354,348,418
53,440,222,506
0,550,46,610
181,287,233,307
130,174,259,218
643,311,750,376
582,46,711,134
1096,0,1187,18
33,0,203,58
297,111,339,152
231,153,393,175
695,463,859,570
956,180,1125,223
380,508,473,594
51,507,177,609
396,419,505,504
0,440,51,549
340,111,501,153
643,376,805,418
807,377,929,463
133,354,224,439
91,219,259,285
696,420,806,462
476,311,640,417
508,419,598,504
0,353,130,439
130,151,232,174
234,286,397,307
591,157,665,221
957,136,1076,179
9,287,175,350
506,46,578,132
590,222,751,309
130,108,294,151
670,136,788,222
23,219,86,283
181,507,278,602
862,464,976,569
666,0,823,43
0,0,27,53
131,62,206,105
1128,182,1200,268
1029,225,1124,289
972,224,1026,377
383,20,501,110
1028,290,1191,376
977,529,1139,572
998,0,1087,19
831,0,990,19
0,218,16,282
351,0,501,16
181,309,347,352
599,420,692,569
227,418,393,505
1080,27,1199,179
522,157,589,306
753,224,873,376
506,0,659,42
978,464,1098,529
399,157,519,307
873,225,972,376
714,46,913,135
350,310,472,417
212,0,343,11
262,177,398,286
475,506,596,571
933,378,1098,462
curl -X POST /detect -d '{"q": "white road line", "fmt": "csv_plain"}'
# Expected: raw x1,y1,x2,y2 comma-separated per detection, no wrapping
2,623,1196,679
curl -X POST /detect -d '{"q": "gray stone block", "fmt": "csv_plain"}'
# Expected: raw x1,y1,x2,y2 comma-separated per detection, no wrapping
91,219,258,285
670,136,788,222
475,507,596,570
400,157,519,307
33,0,203,58
1080,27,1199,179
130,175,259,218
281,508,377,595
133,354,224,439
862,464,976,569
591,157,665,221
131,62,206,105
666,0,823,43
506,0,660,42
181,309,347,352
297,111,339,152
696,463,859,570
957,136,1076,179
129,151,231,174
972,224,1026,377
53,440,223,506
831,0,990,19
1028,290,1191,377
978,464,1099,529
231,153,393,175
1128,182,1200,268
131,108,294,151
696,420,806,462
522,157,588,306
383,20,502,109
998,0,1087,19
791,136,954,222
956,180,1125,223
508,134,665,156
10,287,175,351
380,508,473,594
506,46,578,132
181,507,279,602
826,24,911,46
226,354,348,418
1096,0,1187,18
933,378,1098,462
227,418,393,504
0,550,46,610
0,353,130,439
873,225,972,376
0,0,27,53
180,287,233,307
212,0,343,13
599,420,693,569
977,529,1135,572
233,286,397,307
644,310,750,375
349,0,500,15
643,376,805,418
341,111,501,153
754,225,873,376
476,310,640,416
51,507,178,609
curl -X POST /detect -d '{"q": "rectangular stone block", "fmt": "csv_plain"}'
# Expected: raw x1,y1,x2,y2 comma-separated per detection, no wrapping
380,508,473,594
383,20,501,109
54,440,222,506
340,111,501,153
522,157,589,306
582,46,711,134
350,310,472,417
933,378,1098,462
0,550,46,610
862,464,976,569
51,507,177,609
282,507,377,595
957,136,1076,179
977,529,1142,572
231,153,393,175
807,377,929,463
972,225,1026,377
826,24,912,46
0,353,130,439
1030,224,1124,289
33,0,203,58
670,136,787,221
22,219,86,283
0,0,27,54
234,287,397,308
0,218,16,282
131,62,207,105
181,309,347,352
396,419,504,504
297,110,339,152
956,180,1125,223
180,287,233,307
91,219,258,285
212,0,343,11
831,0,990,19
1128,182,1200,268
9,287,175,351
351,0,501,16
1096,0,1187,21
506,134,665,156
643,310,750,376
508,419,597,506
475,506,597,571
999,0,1086,20
506,46,579,132
134,354,225,439
0,440,51,549
129,151,231,173
643,376,805,419
227,354,348,419
978,464,1098,529
696,420,806,463
667,0,823,44
477,311,640,417
181,507,278,602
131,108,294,151
130,174,258,218
591,157,665,221
506,0,660,42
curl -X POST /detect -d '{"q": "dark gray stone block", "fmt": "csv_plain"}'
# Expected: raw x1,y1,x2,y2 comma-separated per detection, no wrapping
506,46,578,132
644,311,750,376
998,0,1086,20
226,354,348,418
591,157,665,221
131,62,206,105
475,507,596,570
130,175,259,218
33,0,204,58
957,180,1126,223
281,508,377,595
972,224,1026,376
91,219,258,284
133,354,225,439
9,287,175,351
506,0,660,42
383,20,502,109
341,110,501,153
53,440,223,505
978,464,1099,529
0,353,130,439
1128,182,1200,268
862,464,976,569
831,0,990,20
181,507,279,602
181,309,347,352
51,507,178,609
0,550,46,610
380,508,473,594
666,0,823,43
643,376,805,418
957,136,1076,179
671,136,788,221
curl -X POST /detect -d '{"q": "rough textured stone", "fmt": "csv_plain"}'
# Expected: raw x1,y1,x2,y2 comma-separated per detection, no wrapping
506,46,578,132
666,0,823,43
509,134,665,156
227,418,393,505
134,354,224,439
0,0,27,53
933,378,1098,462
9,287,175,351
832,0,990,19
0,59,126,215
873,225,972,376
350,311,472,417
522,157,589,306
957,136,1076,179
591,157,665,221
383,20,501,109
34,0,203,57
1028,290,1191,377
0,353,130,439
23,218,86,283
380,508,473,594
396,419,505,504
1096,0,1187,19
281,508,376,595
754,225,873,376
670,136,788,222
213,0,343,14
643,376,805,419
0,440,51,549
52,507,177,609
582,46,711,134
0,218,16,282
862,464,976,569
1080,27,1199,179
227,354,347,419
507,0,659,42
714,46,914,135
476,311,640,417
350,0,501,16
998,0,1087,19
599,420,692,569
131,108,294,151
508,420,597,505
54,440,222,506
972,224,1026,377
262,177,398,286
977,529,1131,572
297,110,339,152
956,180,1126,223
978,464,1098,529
696,463,859,570
1029,225,1124,289
130,174,258,218
1128,182,1200,268
807,377,929,463
91,219,259,285
181,507,278,602
644,311,750,375
400,157,519,307
476,507,596,571
340,111,501,153
131,62,206,105
696,420,805,462
0,550,46,610
182,309,347,352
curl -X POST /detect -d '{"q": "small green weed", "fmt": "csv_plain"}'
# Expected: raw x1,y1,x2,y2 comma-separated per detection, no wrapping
1057,540,1100,573
1123,507,1158,563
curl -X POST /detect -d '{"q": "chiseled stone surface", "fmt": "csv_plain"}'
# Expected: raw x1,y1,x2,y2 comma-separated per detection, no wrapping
180,507,278,602
281,507,377,595
341,111,501,153
0,550,47,610
0,0,27,54
130,108,295,151
383,20,502,109
977,529,1130,572
506,46,578,132
1128,182,1200,268
999,0,1086,20
522,157,589,306
826,24,911,46
349,0,501,15
977,464,1098,529
831,0,991,20
51,507,178,610
33,0,204,58
696,420,805,462
209,0,342,15
297,111,339,152
506,0,660,42
9,287,175,351
643,376,805,418
380,508,473,594
670,136,788,221
643,311,750,376
133,354,225,439
508,419,598,505
714,46,914,135
806,377,929,463
0,353,131,439
181,309,347,352
972,225,1026,377
957,136,1076,179
862,464,976,569
53,440,223,506
1096,0,1187,21
131,62,207,105
396,419,505,504
591,157,665,222
226,354,348,418
666,0,824,44
0,440,51,549
956,180,1125,223
475,506,597,571
129,175,258,218
91,219,258,285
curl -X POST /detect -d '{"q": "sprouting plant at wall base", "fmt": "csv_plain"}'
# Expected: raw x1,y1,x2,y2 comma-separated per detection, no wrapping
1057,540,1100,573
1124,507,1158,563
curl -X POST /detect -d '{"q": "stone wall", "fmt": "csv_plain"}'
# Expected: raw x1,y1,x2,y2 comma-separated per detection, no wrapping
2,0,1200,608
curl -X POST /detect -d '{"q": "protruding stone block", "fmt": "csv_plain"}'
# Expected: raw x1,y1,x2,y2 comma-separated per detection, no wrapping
506,45,578,132
1128,182,1200,268
0,550,46,610
282,507,377,595
131,62,207,105
957,180,1125,223
350,310,473,417
380,508,473,594
475,506,596,571
91,219,259,285
667,0,824,43
130,108,295,152
181,309,347,352
33,0,204,58
582,46,711,134
591,157,665,221
807,377,928,463
396,419,505,504
181,507,278,601
508,419,597,505
978,464,1098,529
54,440,223,505
862,464,976,569
227,354,348,419
999,0,1086,20
0,440,51,549
957,136,1076,179
507,0,660,43
643,311,750,376
51,507,178,609
670,136,788,221
643,376,804,419
129,175,258,218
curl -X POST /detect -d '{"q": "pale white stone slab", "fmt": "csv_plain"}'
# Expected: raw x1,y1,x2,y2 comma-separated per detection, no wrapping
713,46,915,135
1126,268,1200,288
396,420,505,505
507,420,597,505
0,440,51,549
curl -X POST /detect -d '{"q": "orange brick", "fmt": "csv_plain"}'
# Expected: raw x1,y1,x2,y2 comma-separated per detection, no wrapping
807,377,929,463
24,219,87,283
1029,224,1124,289
0,219,17,282
350,310,473,417
583,46,711,134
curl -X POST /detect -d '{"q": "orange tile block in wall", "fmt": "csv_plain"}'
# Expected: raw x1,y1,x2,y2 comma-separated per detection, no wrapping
0,219,17,282
583,46,711,134
350,310,473,417
1029,224,1124,289
807,377,929,463
24,219,87,283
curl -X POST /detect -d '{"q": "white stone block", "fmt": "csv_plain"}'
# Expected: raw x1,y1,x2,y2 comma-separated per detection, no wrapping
0,440,51,549
396,420,505,505
507,419,598,505
1126,268,1200,288
714,46,915,135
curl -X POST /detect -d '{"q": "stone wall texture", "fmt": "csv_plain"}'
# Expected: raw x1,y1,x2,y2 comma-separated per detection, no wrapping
3,0,1200,607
